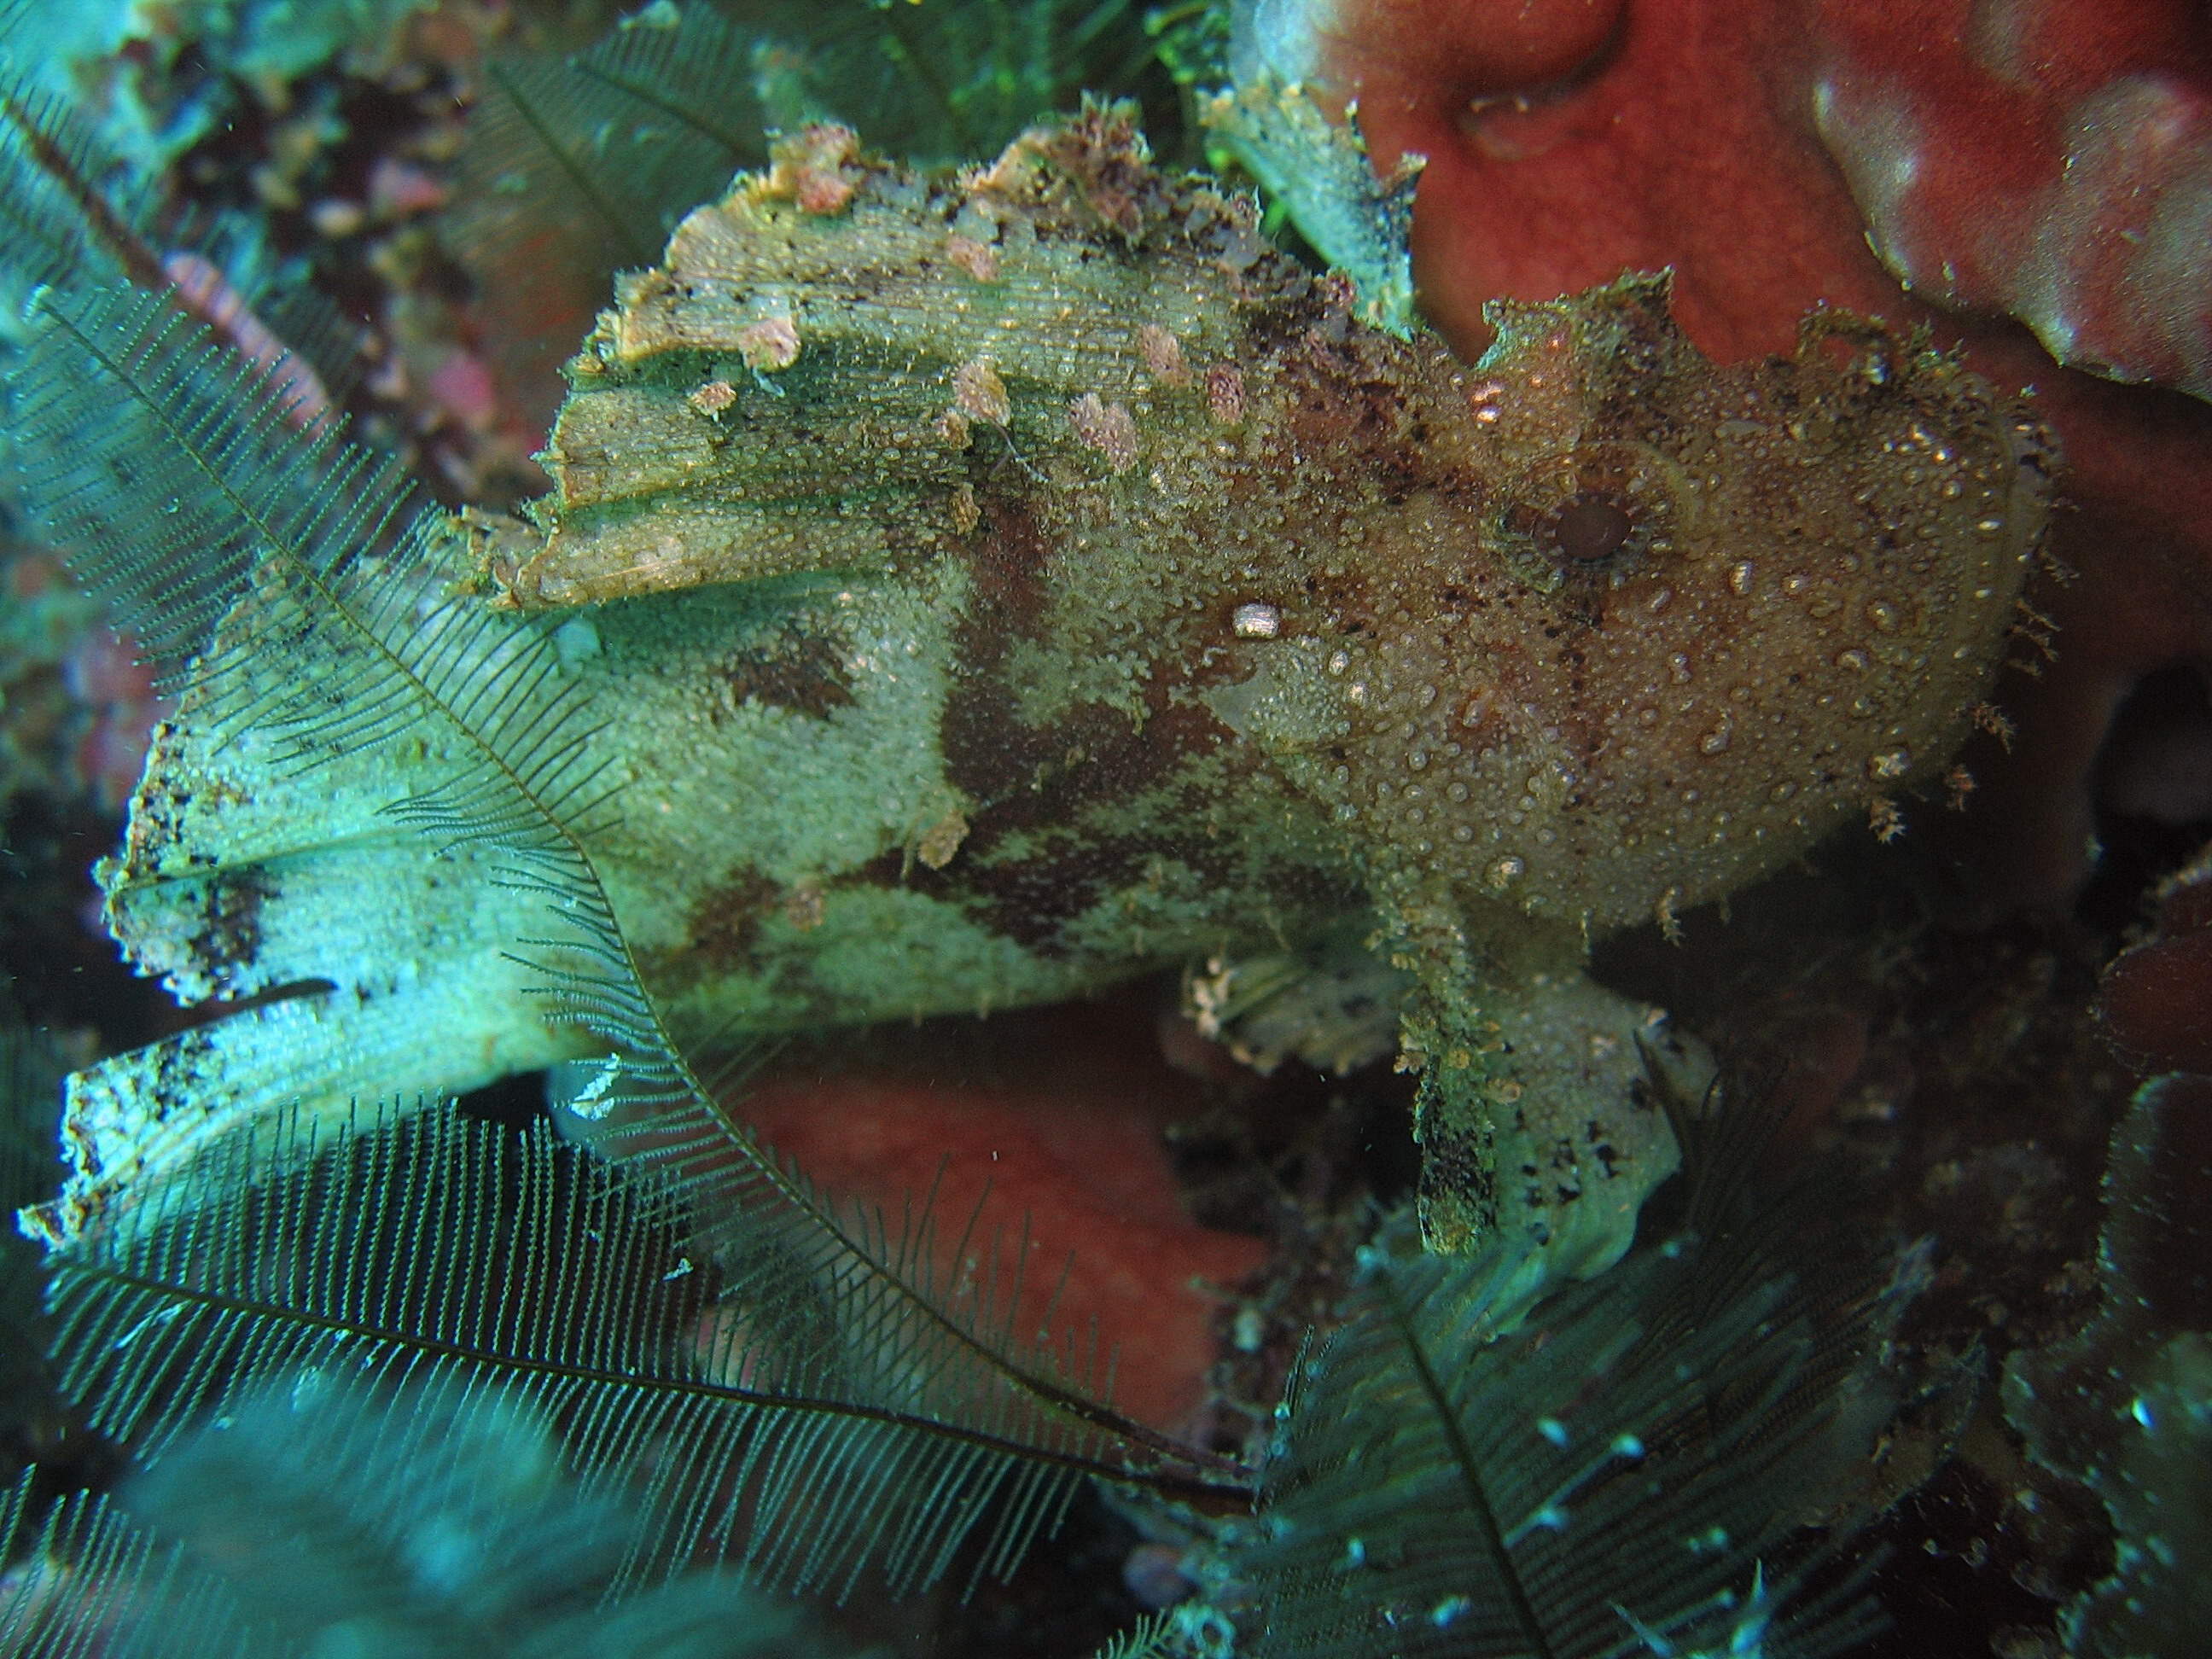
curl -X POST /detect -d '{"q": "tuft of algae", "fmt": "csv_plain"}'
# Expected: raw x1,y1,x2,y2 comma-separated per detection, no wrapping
91,108,2050,1289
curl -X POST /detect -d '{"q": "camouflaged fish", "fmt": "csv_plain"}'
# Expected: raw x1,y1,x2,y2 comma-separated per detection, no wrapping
68,108,2048,1288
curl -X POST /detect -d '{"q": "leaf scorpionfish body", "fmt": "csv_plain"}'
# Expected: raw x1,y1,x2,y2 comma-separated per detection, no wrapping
97,110,2052,1287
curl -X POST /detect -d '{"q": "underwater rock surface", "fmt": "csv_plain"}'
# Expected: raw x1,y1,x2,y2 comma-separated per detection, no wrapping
2097,843,2212,1074
75,113,2046,1293
2005,1073,2212,1655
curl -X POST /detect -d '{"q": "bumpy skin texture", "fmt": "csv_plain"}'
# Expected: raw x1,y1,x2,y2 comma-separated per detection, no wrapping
501,114,2047,1270
1303,0,2212,907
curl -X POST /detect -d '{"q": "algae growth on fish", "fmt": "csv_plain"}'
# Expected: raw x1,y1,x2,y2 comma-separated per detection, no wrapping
67,108,2049,1287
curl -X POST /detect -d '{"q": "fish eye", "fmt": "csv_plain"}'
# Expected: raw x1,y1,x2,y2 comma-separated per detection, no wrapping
1493,445,1680,586
1551,495,1634,562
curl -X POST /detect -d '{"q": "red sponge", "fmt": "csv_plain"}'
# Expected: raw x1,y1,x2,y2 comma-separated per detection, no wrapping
735,1021,1266,1438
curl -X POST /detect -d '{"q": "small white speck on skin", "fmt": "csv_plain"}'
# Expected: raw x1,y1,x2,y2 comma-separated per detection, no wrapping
1232,602,1281,638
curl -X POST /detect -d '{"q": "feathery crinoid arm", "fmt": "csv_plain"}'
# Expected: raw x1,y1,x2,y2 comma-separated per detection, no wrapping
0,1468,252,1659
118,1369,866,1657
727,0,1172,166
445,2,771,426
1237,1121,1917,1659
0,1025,66,1408
453,0,1173,268
455,1,769,279
48,1101,1251,1605
0,1359,868,1659
9,285,407,687
0,69,169,295
0,6,360,418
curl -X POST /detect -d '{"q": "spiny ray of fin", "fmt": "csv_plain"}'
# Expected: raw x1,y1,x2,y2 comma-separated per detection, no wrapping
514,105,1303,608
1201,71,1420,338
